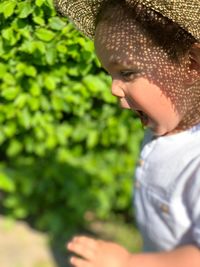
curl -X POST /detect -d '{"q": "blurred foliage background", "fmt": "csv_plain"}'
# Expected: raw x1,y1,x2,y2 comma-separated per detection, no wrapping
0,0,143,240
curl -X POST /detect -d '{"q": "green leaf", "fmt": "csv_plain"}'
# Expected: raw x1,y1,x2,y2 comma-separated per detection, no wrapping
28,97,40,111
45,134,57,149
4,122,17,138
13,207,27,219
0,40,5,57
14,93,29,108
0,63,7,77
44,76,56,91
83,75,108,93
40,95,51,110
33,16,45,25
87,130,99,149
56,42,67,53
22,40,46,54
18,2,33,18
7,139,23,157
29,81,41,96
0,1,17,18
1,87,19,100
2,28,17,44
2,73,16,85
25,66,37,77
0,172,15,192
18,28,32,39
18,108,32,129
35,28,55,42
49,17,66,30
16,63,37,77
4,196,18,208
46,45,57,65
36,0,45,7
51,94,64,110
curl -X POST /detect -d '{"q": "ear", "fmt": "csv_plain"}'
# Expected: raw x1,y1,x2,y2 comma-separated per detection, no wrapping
185,43,200,85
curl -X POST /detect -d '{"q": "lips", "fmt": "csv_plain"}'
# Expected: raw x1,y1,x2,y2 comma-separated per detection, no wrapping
119,98,150,126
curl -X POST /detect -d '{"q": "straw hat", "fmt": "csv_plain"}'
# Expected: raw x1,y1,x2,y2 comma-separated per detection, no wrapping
54,0,200,41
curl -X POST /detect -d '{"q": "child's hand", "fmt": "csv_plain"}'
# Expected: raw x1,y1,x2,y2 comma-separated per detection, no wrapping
67,236,132,267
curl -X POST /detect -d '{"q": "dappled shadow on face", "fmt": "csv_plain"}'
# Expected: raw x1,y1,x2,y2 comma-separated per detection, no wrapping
94,2,200,132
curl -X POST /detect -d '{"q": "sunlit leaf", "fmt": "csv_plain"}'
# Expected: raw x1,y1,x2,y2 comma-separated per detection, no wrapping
35,28,55,42
18,2,33,18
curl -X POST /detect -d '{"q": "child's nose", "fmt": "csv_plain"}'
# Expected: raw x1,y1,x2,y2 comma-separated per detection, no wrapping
111,80,125,98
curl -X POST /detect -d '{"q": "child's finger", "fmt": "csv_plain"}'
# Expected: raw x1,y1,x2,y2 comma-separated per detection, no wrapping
69,236,98,251
67,240,95,260
73,236,97,248
70,256,91,267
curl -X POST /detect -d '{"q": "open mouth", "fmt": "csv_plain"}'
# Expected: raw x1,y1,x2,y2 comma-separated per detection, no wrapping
136,110,149,126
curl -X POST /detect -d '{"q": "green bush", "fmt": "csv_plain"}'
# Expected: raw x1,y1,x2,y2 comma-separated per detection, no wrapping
0,0,143,236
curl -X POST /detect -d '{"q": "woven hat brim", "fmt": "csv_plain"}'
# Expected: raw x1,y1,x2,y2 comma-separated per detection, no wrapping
54,0,200,41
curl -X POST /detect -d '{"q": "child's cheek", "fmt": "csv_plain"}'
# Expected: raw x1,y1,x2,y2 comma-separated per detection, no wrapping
145,58,188,114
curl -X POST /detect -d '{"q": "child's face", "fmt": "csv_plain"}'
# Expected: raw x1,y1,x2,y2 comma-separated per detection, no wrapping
94,10,192,136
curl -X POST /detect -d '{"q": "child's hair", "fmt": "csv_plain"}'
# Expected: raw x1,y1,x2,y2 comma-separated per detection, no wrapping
96,0,196,62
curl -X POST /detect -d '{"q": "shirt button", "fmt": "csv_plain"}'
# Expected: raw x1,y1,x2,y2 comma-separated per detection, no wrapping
135,180,141,189
137,159,144,166
160,204,169,214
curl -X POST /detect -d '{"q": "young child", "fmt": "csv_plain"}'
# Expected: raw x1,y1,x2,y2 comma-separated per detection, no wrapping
55,0,200,266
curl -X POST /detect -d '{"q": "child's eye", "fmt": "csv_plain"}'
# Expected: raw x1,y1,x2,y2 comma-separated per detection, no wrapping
120,70,137,81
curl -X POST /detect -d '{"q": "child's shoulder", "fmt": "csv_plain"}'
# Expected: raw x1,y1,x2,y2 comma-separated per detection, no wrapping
139,124,200,190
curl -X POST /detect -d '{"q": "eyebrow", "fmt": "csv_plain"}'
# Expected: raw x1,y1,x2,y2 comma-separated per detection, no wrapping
108,58,142,73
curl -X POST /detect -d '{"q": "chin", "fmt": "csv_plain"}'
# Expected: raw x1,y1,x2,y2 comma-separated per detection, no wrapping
153,131,167,137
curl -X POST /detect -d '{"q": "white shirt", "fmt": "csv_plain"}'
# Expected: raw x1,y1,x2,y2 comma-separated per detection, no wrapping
134,124,200,252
